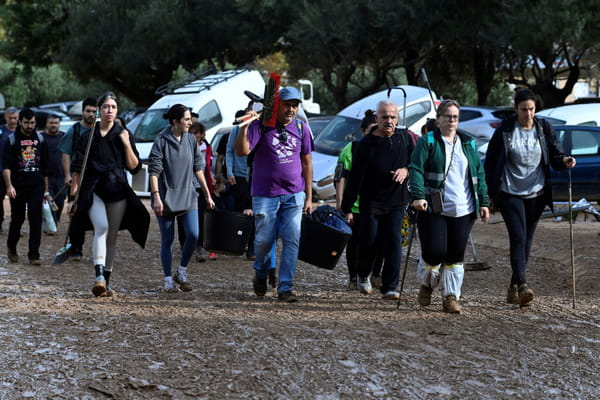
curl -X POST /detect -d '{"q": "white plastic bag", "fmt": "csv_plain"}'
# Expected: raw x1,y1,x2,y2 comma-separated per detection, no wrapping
42,200,57,234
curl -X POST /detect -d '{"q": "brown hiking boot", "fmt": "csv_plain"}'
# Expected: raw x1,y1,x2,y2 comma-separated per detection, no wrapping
92,278,107,297
506,284,519,304
443,295,461,313
518,284,534,307
7,248,18,263
418,285,433,306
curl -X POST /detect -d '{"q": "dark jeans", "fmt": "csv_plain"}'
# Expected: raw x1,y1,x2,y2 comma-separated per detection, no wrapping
48,176,66,222
497,192,546,286
345,213,361,281
417,211,476,265
68,206,86,252
8,184,44,259
357,207,406,293
0,179,5,229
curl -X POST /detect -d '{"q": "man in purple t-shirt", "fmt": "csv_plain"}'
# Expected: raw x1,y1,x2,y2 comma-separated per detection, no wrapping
236,87,314,302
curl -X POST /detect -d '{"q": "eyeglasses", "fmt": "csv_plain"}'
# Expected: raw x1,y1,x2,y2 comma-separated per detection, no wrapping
441,114,459,121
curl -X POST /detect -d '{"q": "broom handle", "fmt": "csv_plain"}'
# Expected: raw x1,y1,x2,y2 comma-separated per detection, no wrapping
72,116,98,206
568,168,576,309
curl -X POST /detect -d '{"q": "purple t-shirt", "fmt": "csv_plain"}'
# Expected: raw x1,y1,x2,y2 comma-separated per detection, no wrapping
248,119,314,197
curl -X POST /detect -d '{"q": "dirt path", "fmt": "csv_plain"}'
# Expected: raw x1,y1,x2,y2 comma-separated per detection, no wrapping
0,203,599,399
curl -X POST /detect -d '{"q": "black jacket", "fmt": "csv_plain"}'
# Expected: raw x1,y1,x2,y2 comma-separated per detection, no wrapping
341,129,413,214
72,124,150,248
484,115,567,210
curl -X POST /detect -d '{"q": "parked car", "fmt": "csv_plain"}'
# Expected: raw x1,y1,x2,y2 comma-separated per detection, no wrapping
459,106,513,140
29,108,74,132
307,115,335,138
550,125,600,202
536,104,600,126
311,85,437,201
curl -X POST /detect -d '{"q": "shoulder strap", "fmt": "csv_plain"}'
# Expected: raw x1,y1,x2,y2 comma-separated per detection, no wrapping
296,118,303,138
36,132,45,144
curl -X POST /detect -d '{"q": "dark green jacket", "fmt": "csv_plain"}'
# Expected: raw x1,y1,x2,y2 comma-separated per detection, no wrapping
409,128,489,213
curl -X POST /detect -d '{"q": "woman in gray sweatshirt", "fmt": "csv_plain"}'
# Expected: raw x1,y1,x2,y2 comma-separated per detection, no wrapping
148,104,215,292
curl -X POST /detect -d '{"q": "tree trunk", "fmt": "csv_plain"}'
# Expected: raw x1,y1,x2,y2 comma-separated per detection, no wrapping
472,45,496,105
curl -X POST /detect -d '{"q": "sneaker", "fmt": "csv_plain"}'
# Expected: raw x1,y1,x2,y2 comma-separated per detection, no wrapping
209,252,217,260
195,248,206,263
442,295,461,313
29,258,41,266
278,291,298,303
370,275,383,290
252,276,268,297
268,269,277,288
506,284,519,304
174,271,192,292
418,285,433,306
382,290,400,300
518,284,534,307
164,280,180,293
7,248,18,263
347,279,358,290
357,277,372,295
92,277,107,297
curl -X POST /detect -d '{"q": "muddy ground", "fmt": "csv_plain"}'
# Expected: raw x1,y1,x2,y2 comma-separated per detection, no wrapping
0,200,599,399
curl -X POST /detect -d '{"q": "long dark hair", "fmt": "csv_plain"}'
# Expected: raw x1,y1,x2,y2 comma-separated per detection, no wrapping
163,104,189,125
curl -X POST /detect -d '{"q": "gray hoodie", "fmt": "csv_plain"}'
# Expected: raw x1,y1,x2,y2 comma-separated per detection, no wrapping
148,126,205,216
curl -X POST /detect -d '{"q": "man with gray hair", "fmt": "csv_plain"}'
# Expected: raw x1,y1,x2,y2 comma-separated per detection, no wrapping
341,99,414,300
0,106,19,232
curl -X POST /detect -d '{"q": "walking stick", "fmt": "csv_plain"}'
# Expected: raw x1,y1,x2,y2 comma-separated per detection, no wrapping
397,209,418,309
53,116,97,264
568,168,576,309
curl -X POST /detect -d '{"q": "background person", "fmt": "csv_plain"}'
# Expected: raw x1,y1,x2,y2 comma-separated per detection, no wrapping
341,100,414,300
0,106,19,233
484,88,575,307
2,108,50,265
334,109,376,289
409,99,490,314
59,97,97,261
41,115,66,223
149,105,215,293
71,92,150,297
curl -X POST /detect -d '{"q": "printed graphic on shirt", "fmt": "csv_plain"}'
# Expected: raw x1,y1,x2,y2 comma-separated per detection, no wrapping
271,132,298,162
19,139,41,172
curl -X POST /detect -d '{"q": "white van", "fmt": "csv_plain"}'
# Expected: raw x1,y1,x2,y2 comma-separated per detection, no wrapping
129,69,265,195
311,85,437,200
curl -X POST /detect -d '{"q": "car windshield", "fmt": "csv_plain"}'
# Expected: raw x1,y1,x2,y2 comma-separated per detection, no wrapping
314,116,362,155
538,116,566,126
134,109,168,143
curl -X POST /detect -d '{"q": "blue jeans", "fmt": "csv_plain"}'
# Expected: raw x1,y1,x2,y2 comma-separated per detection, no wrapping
157,209,199,277
253,192,304,293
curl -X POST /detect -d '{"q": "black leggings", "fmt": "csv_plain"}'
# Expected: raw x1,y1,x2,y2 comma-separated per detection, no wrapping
497,192,546,286
417,212,476,266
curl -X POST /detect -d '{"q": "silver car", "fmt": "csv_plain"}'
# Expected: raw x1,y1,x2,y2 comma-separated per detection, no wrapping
311,85,438,201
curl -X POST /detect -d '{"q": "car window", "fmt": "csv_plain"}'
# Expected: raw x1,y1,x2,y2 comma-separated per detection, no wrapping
538,116,566,125
314,116,362,156
197,100,222,130
404,101,432,128
576,120,598,127
459,110,483,122
570,129,600,156
134,109,168,143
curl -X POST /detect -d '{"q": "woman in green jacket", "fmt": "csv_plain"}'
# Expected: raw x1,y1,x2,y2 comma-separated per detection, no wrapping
409,100,489,313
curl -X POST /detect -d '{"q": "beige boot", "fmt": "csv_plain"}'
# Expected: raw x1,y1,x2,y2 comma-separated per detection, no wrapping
518,284,534,307
442,295,461,314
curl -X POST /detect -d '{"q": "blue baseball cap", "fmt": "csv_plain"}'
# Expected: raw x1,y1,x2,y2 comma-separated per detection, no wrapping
279,87,302,102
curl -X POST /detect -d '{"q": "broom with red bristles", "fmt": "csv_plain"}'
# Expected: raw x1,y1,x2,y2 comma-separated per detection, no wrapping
236,72,281,128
